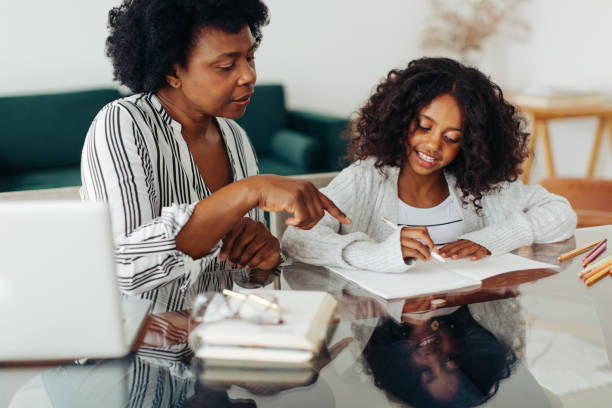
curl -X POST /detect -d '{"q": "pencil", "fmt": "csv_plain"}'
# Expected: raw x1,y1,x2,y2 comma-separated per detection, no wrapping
583,239,607,267
558,240,602,262
381,217,446,263
581,258,612,281
585,265,612,286
579,253,612,277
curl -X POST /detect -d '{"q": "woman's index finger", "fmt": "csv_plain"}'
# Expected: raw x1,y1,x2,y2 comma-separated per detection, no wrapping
318,192,351,225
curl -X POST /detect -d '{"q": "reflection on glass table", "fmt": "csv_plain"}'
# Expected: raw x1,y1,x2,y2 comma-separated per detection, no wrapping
4,226,612,407
362,309,516,407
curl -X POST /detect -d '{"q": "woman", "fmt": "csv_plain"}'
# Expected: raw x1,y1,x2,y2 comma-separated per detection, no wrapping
81,0,349,312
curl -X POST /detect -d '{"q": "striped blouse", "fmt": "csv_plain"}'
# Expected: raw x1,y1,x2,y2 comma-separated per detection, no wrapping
81,93,263,313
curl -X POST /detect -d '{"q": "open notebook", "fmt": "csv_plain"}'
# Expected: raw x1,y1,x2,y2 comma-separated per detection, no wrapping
327,253,558,300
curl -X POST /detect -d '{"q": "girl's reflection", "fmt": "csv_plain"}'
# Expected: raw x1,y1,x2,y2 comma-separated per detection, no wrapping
362,306,516,408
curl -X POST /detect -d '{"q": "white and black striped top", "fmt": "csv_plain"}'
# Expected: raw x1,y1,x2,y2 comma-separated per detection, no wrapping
81,93,263,313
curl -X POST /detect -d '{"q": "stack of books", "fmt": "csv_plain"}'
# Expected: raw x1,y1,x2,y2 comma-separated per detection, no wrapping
189,290,337,368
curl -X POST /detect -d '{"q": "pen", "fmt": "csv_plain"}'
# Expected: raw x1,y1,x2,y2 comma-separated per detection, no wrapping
381,216,446,263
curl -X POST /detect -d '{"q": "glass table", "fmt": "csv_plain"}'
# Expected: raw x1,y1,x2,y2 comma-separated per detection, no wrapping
2,225,611,408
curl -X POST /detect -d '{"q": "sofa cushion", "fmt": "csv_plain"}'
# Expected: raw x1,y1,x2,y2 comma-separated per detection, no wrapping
0,88,120,171
269,129,322,171
287,110,350,171
258,157,302,176
235,84,287,155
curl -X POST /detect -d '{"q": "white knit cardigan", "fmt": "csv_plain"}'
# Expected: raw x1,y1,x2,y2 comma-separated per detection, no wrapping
282,158,577,273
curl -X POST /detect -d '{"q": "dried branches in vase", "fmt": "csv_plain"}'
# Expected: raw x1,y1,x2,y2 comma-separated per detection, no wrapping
421,0,530,63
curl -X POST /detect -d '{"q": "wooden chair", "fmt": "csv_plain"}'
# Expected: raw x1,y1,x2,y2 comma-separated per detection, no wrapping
539,178,612,227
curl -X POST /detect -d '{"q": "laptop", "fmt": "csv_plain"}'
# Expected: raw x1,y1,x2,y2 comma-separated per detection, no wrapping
0,201,150,362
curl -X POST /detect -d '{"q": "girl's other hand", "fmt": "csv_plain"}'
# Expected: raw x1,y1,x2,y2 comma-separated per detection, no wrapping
250,175,351,229
220,217,280,270
439,239,490,261
400,226,437,261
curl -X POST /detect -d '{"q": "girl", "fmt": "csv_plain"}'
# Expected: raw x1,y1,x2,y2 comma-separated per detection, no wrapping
282,57,576,273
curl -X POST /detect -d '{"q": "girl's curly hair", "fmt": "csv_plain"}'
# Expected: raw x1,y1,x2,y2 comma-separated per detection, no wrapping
106,0,269,93
362,310,517,407
348,57,529,210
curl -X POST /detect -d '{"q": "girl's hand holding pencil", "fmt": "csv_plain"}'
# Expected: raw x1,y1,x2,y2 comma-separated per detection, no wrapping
381,217,443,262
381,217,490,262
400,226,443,262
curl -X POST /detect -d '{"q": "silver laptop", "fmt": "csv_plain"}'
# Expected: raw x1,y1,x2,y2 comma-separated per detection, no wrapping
0,201,150,362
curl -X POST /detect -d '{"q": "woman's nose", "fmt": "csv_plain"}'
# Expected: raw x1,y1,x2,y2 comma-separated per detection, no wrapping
238,62,256,86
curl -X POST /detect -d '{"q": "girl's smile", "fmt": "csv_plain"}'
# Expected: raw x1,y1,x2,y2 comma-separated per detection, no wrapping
415,150,440,167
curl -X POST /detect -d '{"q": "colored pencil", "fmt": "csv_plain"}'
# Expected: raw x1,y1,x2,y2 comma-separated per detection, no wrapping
585,265,612,286
579,253,612,277
583,239,607,267
582,258,612,281
558,240,602,262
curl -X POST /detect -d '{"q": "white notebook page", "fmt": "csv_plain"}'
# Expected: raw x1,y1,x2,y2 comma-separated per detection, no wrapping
327,253,557,300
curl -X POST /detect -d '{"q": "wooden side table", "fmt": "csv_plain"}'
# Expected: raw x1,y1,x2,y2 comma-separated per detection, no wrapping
514,104,612,183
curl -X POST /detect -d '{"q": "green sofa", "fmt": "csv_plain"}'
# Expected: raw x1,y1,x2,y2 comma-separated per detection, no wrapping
236,84,350,175
0,85,349,192
0,89,121,192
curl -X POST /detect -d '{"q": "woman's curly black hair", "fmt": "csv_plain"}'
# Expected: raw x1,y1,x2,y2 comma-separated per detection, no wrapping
349,57,529,211
106,0,269,93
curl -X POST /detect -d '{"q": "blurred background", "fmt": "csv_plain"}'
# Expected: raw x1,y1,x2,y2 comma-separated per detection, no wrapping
1,0,611,185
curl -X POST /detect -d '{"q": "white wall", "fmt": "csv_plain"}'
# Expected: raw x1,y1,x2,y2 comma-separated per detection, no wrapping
0,0,117,94
256,0,612,182
1,0,611,181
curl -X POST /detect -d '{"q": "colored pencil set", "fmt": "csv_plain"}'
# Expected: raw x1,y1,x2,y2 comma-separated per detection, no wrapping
558,239,610,286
